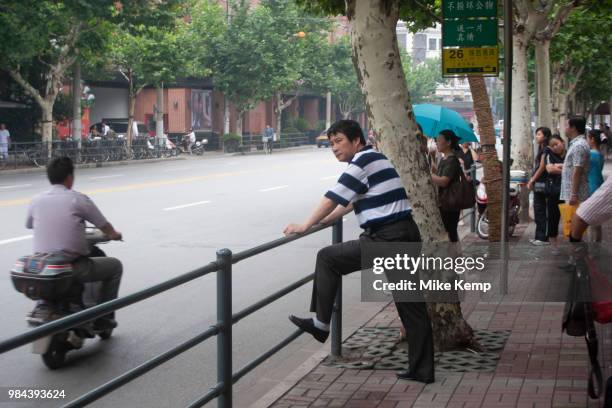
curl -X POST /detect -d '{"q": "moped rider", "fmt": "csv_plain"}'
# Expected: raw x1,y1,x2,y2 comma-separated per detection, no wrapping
26,157,123,330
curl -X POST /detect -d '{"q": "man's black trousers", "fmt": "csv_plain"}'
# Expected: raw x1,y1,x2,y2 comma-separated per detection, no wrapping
309,216,434,380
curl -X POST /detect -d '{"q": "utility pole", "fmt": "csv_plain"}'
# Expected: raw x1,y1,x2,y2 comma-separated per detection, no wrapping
223,1,230,136
501,0,513,295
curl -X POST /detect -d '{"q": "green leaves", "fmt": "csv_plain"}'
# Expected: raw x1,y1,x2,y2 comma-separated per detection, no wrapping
550,5,612,103
401,51,444,103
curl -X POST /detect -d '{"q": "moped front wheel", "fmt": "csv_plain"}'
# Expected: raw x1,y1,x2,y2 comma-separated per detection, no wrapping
477,209,489,240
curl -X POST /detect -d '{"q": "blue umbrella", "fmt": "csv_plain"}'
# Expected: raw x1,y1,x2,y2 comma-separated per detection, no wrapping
413,104,478,143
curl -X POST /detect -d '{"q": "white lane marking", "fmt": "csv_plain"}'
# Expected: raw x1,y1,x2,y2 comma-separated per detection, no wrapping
163,200,211,211
90,175,124,180
259,185,288,193
320,176,336,180
0,184,32,190
0,235,33,245
165,167,194,172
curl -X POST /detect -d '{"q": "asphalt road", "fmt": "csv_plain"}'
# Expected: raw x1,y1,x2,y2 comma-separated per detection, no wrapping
0,148,389,408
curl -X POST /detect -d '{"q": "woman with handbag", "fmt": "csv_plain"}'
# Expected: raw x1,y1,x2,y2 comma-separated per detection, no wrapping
527,127,552,245
544,134,566,249
431,130,464,242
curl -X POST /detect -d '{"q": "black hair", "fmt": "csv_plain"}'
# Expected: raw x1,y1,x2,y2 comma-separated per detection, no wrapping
588,129,601,147
47,157,74,184
549,133,565,147
535,126,552,144
327,119,366,145
568,116,586,134
438,129,460,151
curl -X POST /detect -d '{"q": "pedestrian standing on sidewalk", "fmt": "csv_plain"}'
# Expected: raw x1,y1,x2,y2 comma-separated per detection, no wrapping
0,123,11,159
544,135,566,250
458,142,478,174
560,116,590,224
283,119,434,384
527,127,552,246
587,130,604,242
430,130,463,243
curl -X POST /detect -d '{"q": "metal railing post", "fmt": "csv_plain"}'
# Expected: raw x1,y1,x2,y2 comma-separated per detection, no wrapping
217,249,232,408
331,220,343,357
470,164,477,233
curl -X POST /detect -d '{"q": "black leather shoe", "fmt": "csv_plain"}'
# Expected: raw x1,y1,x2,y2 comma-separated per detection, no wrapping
395,370,434,384
289,315,329,343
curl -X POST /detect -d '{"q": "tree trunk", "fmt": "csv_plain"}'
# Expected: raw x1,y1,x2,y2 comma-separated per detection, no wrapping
236,110,243,137
41,103,54,156
468,76,502,242
558,94,568,140
551,66,563,134
347,0,476,352
156,85,164,148
325,91,332,129
72,61,82,146
275,92,283,141
535,39,552,129
510,33,532,223
8,70,59,146
510,33,533,173
127,91,137,150
223,100,230,135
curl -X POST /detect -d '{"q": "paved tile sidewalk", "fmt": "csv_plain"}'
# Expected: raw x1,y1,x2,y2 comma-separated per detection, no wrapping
270,183,612,407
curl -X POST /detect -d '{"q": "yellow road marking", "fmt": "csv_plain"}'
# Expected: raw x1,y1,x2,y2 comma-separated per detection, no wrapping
0,170,251,208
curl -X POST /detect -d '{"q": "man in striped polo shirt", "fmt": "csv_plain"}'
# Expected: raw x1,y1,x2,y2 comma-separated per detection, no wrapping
284,120,434,383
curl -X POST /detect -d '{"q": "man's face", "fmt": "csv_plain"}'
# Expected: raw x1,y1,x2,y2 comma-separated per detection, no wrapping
565,121,576,138
329,132,362,162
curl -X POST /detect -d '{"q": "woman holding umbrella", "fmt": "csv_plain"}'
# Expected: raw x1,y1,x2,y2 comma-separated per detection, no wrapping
430,130,463,242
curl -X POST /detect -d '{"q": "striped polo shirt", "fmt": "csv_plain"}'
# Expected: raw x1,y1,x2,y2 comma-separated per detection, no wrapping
325,146,412,230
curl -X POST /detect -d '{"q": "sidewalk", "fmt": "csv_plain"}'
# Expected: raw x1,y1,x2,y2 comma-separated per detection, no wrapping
263,169,612,407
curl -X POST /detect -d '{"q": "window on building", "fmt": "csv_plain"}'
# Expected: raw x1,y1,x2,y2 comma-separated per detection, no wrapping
428,38,437,51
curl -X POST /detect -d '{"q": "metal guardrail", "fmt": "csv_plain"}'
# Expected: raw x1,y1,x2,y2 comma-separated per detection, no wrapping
0,139,180,170
0,221,343,408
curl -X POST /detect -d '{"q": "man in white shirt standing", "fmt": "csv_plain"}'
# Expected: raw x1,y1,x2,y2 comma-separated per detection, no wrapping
0,123,11,159
561,116,590,206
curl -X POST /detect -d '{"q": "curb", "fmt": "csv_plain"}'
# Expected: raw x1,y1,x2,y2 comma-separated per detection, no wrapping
248,302,389,408
0,156,187,176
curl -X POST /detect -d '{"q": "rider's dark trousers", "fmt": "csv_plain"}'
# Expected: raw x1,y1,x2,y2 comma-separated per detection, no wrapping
72,256,123,319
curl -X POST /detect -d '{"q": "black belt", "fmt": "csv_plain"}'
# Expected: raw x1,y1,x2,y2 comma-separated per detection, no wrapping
364,214,414,235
